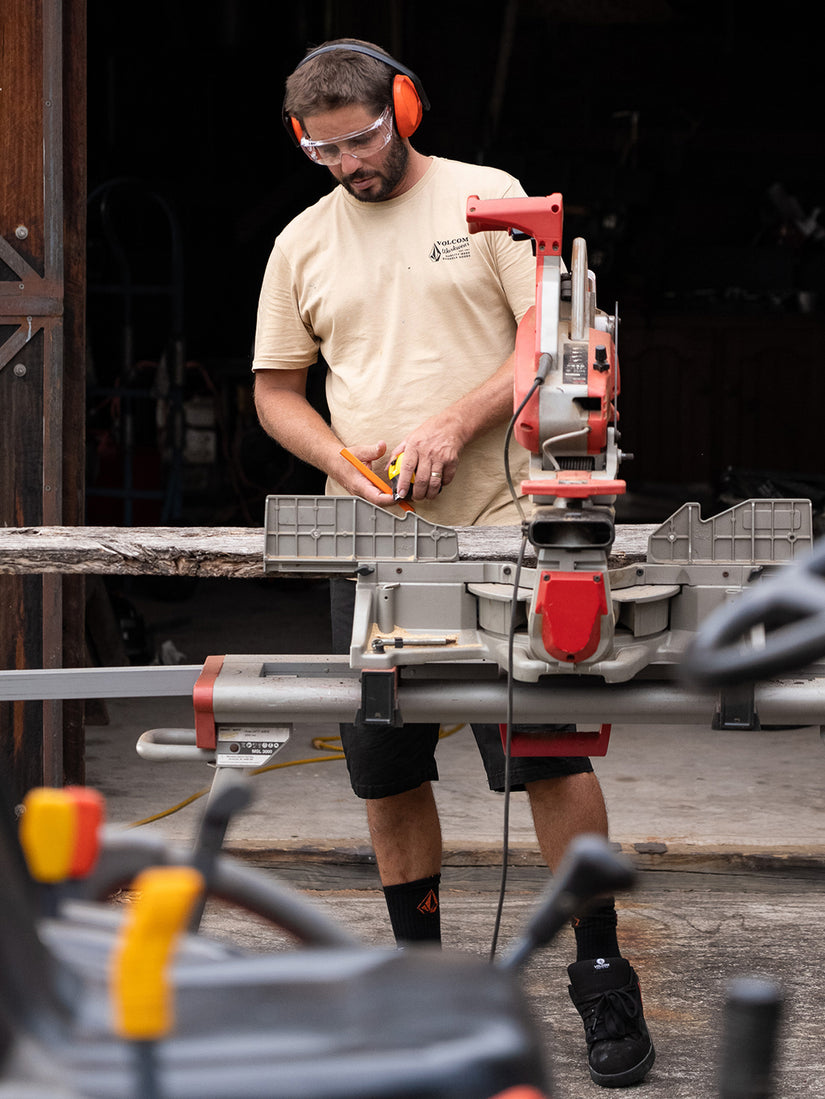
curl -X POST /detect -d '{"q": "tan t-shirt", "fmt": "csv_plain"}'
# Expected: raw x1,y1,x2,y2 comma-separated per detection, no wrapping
253,156,535,526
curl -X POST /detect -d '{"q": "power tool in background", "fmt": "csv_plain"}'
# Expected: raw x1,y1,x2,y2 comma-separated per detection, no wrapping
3,779,783,1098
3,773,640,1098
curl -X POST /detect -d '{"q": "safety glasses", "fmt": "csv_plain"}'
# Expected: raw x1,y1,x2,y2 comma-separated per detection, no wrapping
300,106,394,166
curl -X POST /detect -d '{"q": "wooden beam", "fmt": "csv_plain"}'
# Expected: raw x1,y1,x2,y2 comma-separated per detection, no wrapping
0,524,656,579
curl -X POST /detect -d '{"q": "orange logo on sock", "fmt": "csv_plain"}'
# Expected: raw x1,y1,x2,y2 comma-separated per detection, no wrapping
417,889,439,915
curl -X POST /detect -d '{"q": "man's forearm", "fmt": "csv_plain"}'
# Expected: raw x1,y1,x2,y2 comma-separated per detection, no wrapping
445,352,516,447
403,351,516,456
255,383,343,475
254,373,393,505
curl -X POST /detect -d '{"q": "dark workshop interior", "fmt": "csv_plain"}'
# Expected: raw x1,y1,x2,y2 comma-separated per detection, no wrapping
83,0,825,535
5,7,825,1091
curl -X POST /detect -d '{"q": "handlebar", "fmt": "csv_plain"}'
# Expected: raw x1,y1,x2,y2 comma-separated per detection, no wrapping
684,538,825,686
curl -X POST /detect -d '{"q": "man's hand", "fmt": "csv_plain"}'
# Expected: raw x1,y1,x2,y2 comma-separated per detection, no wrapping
333,442,396,507
386,351,518,502
389,410,465,502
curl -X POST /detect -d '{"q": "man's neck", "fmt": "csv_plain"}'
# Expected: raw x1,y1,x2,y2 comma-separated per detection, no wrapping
397,148,432,195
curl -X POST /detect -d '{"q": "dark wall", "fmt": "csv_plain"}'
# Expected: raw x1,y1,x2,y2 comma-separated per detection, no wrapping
85,0,825,518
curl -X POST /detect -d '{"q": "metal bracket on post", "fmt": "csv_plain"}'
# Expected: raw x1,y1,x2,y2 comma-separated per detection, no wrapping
356,669,400,727
713,683,761,730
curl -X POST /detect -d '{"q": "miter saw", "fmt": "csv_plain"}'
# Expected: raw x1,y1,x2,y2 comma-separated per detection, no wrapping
467,193,624,671
139,194,822,777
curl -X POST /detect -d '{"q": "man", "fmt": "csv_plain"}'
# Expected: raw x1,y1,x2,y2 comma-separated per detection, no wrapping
253,38,654,1088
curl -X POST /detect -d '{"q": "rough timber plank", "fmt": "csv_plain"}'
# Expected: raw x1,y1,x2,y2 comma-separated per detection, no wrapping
0,524,657,578
0,526,266,578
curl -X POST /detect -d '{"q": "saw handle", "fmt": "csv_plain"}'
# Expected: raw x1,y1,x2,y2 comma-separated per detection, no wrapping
466,194,564,255
684,537,825,685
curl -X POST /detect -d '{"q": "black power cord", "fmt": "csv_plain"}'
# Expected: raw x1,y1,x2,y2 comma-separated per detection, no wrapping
503,351,552,522
489,525,529,962
490,354,551,960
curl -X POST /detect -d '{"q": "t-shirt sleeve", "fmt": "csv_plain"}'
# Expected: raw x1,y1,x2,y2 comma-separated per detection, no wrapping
251,242,319,372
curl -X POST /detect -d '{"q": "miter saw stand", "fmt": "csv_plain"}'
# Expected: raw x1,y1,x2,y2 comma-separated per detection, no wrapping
138,196,825,809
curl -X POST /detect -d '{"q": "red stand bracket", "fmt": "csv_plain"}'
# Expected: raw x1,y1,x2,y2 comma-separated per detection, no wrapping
193,655,225,749
500,723,612,758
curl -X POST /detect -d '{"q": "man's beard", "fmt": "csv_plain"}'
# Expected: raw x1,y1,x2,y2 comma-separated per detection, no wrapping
341,136,410,202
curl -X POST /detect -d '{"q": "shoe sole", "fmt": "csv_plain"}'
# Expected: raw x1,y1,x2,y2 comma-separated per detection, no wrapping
590,1042,655,1087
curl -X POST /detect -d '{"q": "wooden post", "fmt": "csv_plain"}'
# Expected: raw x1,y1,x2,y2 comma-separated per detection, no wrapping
60,0,88,787
0,0,86,802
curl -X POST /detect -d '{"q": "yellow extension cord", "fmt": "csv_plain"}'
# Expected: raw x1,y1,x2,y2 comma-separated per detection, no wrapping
127,725,465,828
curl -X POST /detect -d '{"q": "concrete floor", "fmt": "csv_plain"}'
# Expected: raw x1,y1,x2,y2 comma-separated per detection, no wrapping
191,875,823,1098
80,576,825,1097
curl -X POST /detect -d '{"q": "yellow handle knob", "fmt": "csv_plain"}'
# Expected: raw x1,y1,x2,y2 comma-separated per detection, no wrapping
111,866,204,1040
19,788,77,883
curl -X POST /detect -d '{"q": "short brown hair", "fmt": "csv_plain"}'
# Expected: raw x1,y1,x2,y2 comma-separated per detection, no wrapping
284,39,395,124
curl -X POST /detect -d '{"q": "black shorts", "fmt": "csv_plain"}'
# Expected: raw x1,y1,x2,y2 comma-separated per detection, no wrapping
331,578,594,800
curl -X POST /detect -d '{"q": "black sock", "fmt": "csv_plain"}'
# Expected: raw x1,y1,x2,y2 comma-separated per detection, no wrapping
383,874,441,945
572,897,621,961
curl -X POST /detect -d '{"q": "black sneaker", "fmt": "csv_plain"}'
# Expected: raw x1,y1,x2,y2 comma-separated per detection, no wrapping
568,957,655,1088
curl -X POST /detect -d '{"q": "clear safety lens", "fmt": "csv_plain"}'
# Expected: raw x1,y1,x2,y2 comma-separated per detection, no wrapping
300,106,393,166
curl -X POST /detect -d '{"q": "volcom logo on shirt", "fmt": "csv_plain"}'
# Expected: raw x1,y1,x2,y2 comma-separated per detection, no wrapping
429,236,471,262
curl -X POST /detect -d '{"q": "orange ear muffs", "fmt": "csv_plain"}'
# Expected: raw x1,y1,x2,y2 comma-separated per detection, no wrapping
392,73,423,139
288,115,304,144
283,44,430,146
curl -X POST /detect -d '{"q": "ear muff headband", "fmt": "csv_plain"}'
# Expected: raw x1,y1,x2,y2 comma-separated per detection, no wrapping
283,43,430,145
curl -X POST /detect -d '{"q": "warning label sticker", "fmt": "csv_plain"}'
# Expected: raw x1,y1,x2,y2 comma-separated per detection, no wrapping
563,345,589,383
216,726,290,766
